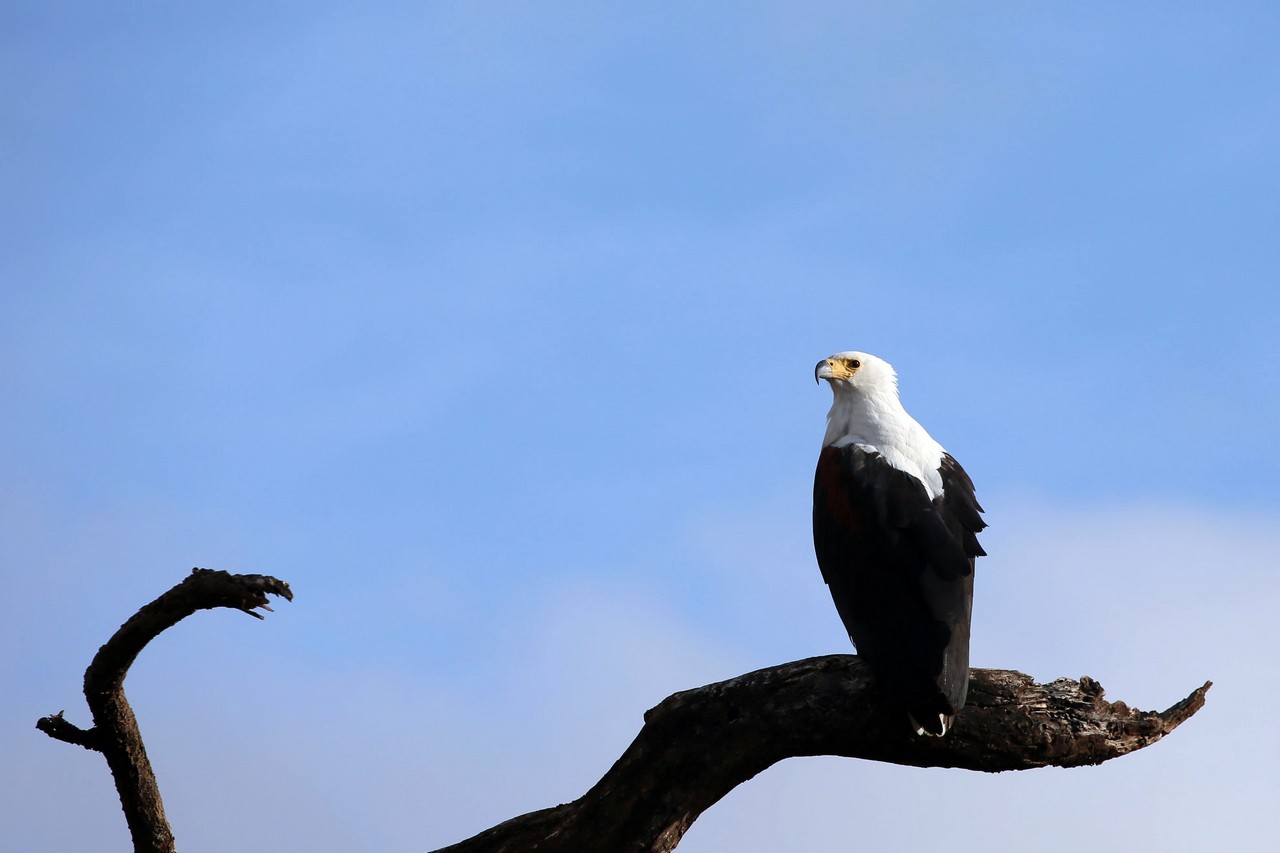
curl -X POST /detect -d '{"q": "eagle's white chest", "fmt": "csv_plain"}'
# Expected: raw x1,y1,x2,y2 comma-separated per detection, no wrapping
824,390,946,500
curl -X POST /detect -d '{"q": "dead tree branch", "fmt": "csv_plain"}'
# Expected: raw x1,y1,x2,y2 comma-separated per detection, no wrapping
434,656,1210,853
38,574,1207,853
37,568,292,853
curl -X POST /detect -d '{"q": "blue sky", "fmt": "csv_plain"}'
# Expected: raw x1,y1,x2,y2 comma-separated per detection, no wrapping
3,3,1278,851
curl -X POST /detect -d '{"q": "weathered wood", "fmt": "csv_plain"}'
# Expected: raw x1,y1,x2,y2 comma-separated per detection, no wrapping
434,657,1210,853
37,568,292,853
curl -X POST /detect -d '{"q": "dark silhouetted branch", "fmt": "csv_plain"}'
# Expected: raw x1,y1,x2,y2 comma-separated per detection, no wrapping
37,568,292,853
434,656,1210,853
39,573,1207,853
35,710,101,750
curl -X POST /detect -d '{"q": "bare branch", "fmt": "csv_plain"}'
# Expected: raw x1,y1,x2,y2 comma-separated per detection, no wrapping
39,572,1208,853
434,656,1210,853
38,568,292,853
35,711,101,751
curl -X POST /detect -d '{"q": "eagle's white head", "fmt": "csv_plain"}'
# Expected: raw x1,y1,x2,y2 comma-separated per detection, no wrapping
814,351,899,398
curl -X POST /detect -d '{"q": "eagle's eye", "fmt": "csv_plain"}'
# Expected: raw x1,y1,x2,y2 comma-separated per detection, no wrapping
848,359,861,369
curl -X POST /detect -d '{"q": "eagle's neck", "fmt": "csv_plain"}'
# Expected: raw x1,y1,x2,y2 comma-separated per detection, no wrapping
823,385,946,498
823,385,910,447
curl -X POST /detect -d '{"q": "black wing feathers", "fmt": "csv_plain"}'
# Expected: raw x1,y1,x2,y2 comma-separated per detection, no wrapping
833,447,973,581
813,444,985,731
939,453,986,559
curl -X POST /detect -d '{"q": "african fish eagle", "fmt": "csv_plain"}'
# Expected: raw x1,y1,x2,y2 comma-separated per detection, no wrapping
813,352,986,736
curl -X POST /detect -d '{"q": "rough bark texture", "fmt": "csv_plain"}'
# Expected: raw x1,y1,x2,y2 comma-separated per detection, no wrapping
37,568,292,853
434,656,1209,853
